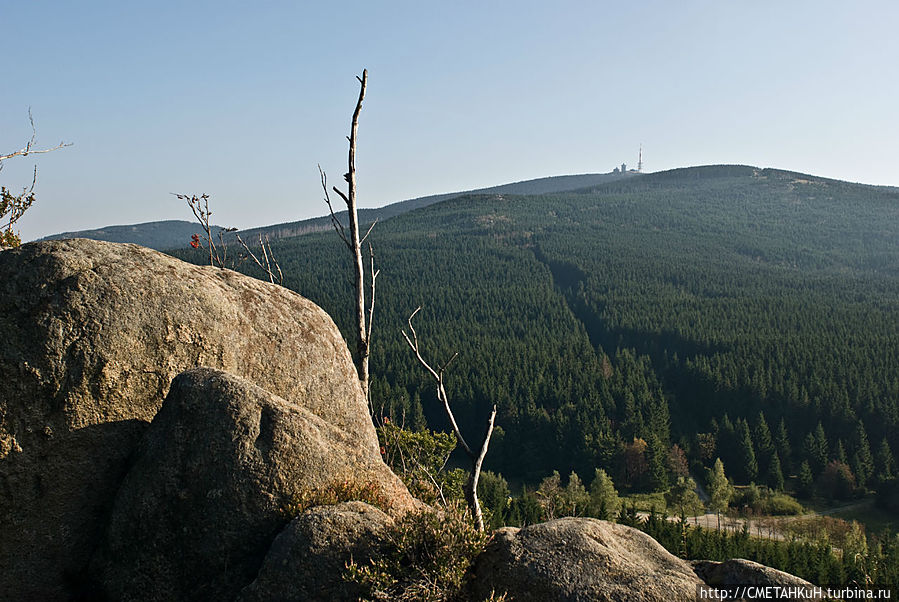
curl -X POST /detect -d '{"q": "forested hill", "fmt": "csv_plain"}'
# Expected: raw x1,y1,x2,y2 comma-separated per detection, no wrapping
232,170,634,242
37,171,631,249
39,220,226,251
172,165,899,505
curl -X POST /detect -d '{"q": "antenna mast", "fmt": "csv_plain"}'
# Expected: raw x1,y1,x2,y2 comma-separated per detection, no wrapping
638,145,643,173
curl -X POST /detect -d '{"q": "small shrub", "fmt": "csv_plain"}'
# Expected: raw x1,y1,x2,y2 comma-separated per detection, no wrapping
761,493,804,516
281,480,392,518
377,421,466,506
345,503,490,601
732,486,803,516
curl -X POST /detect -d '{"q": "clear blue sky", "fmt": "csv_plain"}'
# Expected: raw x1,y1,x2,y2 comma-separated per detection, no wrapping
4,1,898,241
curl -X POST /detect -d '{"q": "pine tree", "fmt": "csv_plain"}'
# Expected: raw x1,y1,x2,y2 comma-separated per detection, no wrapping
563,471,590,517
798,460,814,497
647,433,670,491
875,438,895,484
707,458,733,530
834,439,848,465
478,471,511,530
775,418,793,474
804,423,828,475
850,420,874,489
767,452,785,491
719,414,737,468
737,419,758,484
589,468,620,520
754,411,776,473
619,390,643,441
408,390,426,431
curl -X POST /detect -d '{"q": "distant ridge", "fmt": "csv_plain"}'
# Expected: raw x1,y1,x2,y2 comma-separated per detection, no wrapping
235,171,635,242
37,171,634,249
39,220,226,251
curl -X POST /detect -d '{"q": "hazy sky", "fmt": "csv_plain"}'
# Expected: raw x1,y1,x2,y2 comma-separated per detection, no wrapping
4,1,898,241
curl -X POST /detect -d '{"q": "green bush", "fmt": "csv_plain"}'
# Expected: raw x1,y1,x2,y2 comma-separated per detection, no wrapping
345,503,491,601
377,421,466,506
732,486,803,516
761,493,804,516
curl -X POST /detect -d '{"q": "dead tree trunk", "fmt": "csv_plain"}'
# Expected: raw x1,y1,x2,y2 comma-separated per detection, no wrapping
403,307,497,531
320,69,378,402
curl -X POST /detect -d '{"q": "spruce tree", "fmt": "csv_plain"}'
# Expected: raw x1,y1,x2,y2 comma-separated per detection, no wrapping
850,420,874,489
805,423,828,475
719,414,737,468
737,419,759,484
875,438,895,484
754,411,776,473
834,439,848,465
802,433,818,474
798,460,814,497
774,418,792,474
478,471,511,530
647,433,670,491
766,452,785,491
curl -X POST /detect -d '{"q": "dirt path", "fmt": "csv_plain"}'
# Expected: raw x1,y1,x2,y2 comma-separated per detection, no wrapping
637,498,875,542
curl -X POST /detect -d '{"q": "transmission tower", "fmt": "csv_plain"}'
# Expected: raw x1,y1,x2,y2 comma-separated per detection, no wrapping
637,145,643,173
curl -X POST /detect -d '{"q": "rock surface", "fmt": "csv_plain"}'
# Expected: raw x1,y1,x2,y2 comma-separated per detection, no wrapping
0,239,392,600
237,501,393,602
91,369,413,601
692,558,817,590
465,517,704,602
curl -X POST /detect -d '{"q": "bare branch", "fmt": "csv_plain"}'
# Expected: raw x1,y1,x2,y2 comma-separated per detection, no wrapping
401,305,498,531
261,234,272,278
438,352,460,376
0,109,71,163
235,233,283,285
401,308,473,456
401,307,439,382
366,243,378,346
331,186,350,205
218,226,237,266
475,405,498,476
0,140,71,162
0,142,70,163
360,218,378,245
319,165,350,247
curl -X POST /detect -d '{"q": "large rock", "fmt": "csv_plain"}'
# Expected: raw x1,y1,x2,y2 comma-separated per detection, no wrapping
237,501,393,602
692,559,820,599
91,368,414,601
0,239,393,599
465,517,703,601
